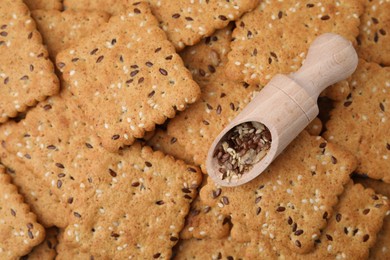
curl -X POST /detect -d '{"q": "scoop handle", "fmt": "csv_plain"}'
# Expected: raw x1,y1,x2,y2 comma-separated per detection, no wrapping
290,33,358,100
206,33,358,187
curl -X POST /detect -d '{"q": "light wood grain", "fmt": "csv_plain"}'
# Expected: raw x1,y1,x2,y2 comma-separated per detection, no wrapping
206,33,358,187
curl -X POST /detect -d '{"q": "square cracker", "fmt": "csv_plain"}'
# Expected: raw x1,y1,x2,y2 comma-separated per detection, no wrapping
323,60,390,183
245,182,389,259
354,177,390,260
0,148,68,228
1,118,67,229
357,0,390,65
1,92,101,210
32,10,110,60
175,183,388,259
56,143,202,259
0,166,45,259
0,0,60,123
23,0,62,11
2,90,203,258
56,2,200,152
63,0,259,50
200,131,357,254
225,0,363,99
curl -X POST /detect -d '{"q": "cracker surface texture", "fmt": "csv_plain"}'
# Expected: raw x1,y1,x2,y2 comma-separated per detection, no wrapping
200,131,357,254
357,0,390,65
22,227,58,260
179,24,235,84
225,0,363,100
324,60,390,183
0,0,59,123
147,129,194,165
355,177,390,260
0,166,45,259
57,3,200,151
245,183,389,259
180,176,231,240
0,147,67,228
3,91,203,259
56,144,202,259
63,0,259,50
32,10,110,59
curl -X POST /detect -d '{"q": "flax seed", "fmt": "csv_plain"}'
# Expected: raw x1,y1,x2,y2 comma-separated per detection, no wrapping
214,122,271,180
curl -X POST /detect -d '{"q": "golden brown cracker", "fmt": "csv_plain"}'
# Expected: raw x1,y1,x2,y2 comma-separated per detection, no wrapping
2,93,100,210
32,10,110,59
225,0,363,99
56,3,200,152
0,120,67,228
2,90,203,258
0,166,45,259
64,0,259,50
324,60,390,183
200,131,357,254
357,0,390,65
246,183,389,259
57,144,202,259
0,0,60,123
1,159,67,229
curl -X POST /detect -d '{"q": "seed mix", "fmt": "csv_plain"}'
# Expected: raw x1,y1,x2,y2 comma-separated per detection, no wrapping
213,122,272,182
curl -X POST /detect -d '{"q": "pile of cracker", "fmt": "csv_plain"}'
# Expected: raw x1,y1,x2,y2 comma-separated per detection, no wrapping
0,0,389,259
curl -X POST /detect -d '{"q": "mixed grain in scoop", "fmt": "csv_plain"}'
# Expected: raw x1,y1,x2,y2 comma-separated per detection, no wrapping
213,122,271,181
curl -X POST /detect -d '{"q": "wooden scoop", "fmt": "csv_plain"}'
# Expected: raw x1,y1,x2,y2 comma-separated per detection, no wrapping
206,33,358,187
